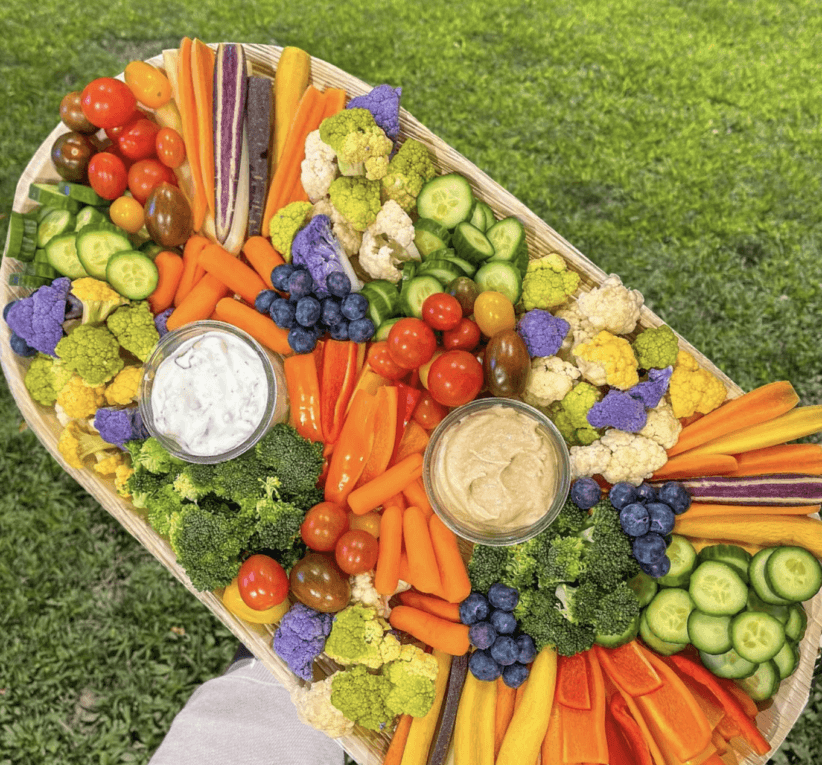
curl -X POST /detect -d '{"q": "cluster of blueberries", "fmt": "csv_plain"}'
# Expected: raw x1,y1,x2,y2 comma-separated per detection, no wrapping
254,265,376,354
459,583,536,687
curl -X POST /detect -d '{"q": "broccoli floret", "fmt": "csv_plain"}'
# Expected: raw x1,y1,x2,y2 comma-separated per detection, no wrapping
538,536,587,588
591,580,641,639
251,495,305,552
126,468,173,509
254,424,324,501
467,544,510,594
550,498,592,537
581,499,640,589
106,302,159,362
501,536,544,591
516,589,596,657
213,448,271,510
173,462,219,502
132,437,184,475
145,483,186,537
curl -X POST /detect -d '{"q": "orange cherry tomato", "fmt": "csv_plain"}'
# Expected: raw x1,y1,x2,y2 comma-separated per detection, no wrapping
124,60,172,109
109,195,145,234
474,290,516,337
156,127,186,168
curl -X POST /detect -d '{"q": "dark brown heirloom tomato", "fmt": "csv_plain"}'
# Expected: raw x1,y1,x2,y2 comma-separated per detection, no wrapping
446,276,480,318
144,182,193,247
483,328,530,398
289,552,351,613
59,91,97,134
50,131,95,182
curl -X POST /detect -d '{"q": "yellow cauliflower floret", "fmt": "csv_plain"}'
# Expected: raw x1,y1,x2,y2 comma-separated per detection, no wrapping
115,463,134,498
93,451,127,476
104,366,143,406
669,350,727,418
56,375,106,420
573,331,639,390
58,420,114,469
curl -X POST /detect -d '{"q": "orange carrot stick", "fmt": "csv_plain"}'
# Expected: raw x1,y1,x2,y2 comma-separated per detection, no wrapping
213,297,292,356
388,605,470,656
681,502,820,519
174,234,210,306
429,514,472,604
322,87,347,119
652,453,738,481
403,505,443,595
166,274,230,331
374,504,403,596
397,591,461,622
148,251,184,313
728,444,822,477
198,243,267,305
383,492,406,512
191,39,215,218
398,550,411,584
176,38,207,231
347,453,424,515
242,236,285,289
403,477,433,518
494,679,517,760
382,713,413,765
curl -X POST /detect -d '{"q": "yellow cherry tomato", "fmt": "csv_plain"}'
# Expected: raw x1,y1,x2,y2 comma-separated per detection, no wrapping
109,195,145,234
222,578,290,624
349,510,381,539
418,348,444,390
124,61,172,109
473,290,516,337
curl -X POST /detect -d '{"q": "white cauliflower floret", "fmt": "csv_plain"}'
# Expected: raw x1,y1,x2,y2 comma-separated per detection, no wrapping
301,130,338,203
349,571,392,618
524,356,581,408
54,403,72,427
291,675,355,739
577,274,644,335
570,429,667,485
358,200,422,283
311,197,362,258
639,402,682,450
555,300,596,353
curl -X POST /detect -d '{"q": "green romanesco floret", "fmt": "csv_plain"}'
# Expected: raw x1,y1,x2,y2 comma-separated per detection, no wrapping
521,253,580,310
132,437,184,475
516,589,596,656
70,277,128,324
632,325,679,370
24,354,73,406
106,302,159,362
324,604,401,669
55,324,124,386
55,374,106,419
383,645,439,718
254,423,324,504
320,110,392,180
145,482,186,537
269,201,313,261
330,666,393,731
329,176,382,232
549,382,602,447
380,138,438,213
104,365,142,406
173,462,219,502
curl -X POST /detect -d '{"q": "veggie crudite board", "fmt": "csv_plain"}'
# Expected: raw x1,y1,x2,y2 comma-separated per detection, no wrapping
0,41,822,765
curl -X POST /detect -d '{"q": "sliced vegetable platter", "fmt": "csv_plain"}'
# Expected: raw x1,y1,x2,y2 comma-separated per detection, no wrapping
1,42,821,765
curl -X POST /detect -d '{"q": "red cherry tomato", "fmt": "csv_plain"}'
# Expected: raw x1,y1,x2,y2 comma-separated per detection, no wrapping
413,390,449,430
366,341,407,380
128,158,177,204
387,318,437,369
421,293,463,331
118,117,160,160
104,110,143,142
156,127,186,168
301,501,349,552
237,554,289,610
81,77,138,130
335,529,379,575
427,350,484,407
442,318,482,351
87,151,128,200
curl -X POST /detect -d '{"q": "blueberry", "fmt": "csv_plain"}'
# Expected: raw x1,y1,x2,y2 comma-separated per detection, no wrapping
287,268,314,300
329,321,350,341
348,317,376,343
469,621,497,650
295,295,322,327
502,662,530,689
10,333,36,357
659,481,692,515
641,555,672,579
3,299,19,323
647,502,676,536
321,297,343,327
271,263,295,291
469,649,501,682
609,482,639,510
459,592,490,625
570,477,601,510
633,532,668,565
515,634,537,664
326,271,352,298
487,583,519,612
270,298,296,329
489,609,517,635
490,635,519,667
288,326,318,354
635,482,657,504
619,502,650,537
255,289,278,315
64,294,82,321
340,292,368,321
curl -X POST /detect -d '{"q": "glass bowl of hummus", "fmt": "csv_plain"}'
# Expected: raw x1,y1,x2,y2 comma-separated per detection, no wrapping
423,398,571,546
139,321,288,464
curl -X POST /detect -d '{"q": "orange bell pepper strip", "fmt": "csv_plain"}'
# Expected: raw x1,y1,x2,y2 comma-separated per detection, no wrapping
283,350,323,443
560,650,608,763
556,652,591,710
606,693,656,765
356,386,398,487
324,390,378,505
320,340,359,444
594,641,663,697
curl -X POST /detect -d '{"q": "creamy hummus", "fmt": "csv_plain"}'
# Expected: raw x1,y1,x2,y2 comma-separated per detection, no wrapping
433,405,558,531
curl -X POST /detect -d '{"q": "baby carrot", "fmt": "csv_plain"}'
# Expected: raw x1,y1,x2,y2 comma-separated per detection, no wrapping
213,297,292,356
398,550,411,584
374,504,403,596
242,235,284,289
494,678,517,759
397,590,461,623
403,505,443,595
166,273,230,331
198,243,267,305
383,492,407,512
402,477,433,518
347,453,424,515
389,605,470,656
148,250,184,313
429,514,472,604
174,234,209,306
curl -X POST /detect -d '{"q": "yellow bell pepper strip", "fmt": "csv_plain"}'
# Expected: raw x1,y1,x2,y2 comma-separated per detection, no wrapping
453,670,496,765
284,351,323,443
607,692,656,765
556,651,591,709
320,340,359,444
399,650,452,765
594,641,663,697
324,390,377,505
221,579,290,624
559,649,608,764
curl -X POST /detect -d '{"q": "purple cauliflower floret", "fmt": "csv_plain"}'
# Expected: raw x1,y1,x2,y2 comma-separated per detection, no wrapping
94,407,146,449
587,389,648,432
273,602,333,681
5,277,71,356
347,84,402,144
628,366,673,409
154,307,174,337
517,309,570,358
291,214,363,295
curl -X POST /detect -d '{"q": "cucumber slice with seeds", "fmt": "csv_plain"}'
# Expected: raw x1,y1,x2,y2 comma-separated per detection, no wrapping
749,548,793,606
417,259,465,286
451,221,495,264
75,206,108,231
772,641,799,681
470,199,495,232
658,535,697,588
688,610,733,654
698,648,758,680
414,217,451,256
37,209,76,248
416,174,474,229
645,588,694,644
44,233,88,279
736,660,780,701
689,561,748,616
731,610,785,663
765,546,822,602
474,261,522,304
747,590,790,624
486,217,526,263
105,250,158,300
639,610,685,655
697,544,752,584
75,226,132,280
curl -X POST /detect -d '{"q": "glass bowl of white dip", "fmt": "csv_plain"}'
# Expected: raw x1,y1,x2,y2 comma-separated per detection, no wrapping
139,321,287,464
423,398,571,546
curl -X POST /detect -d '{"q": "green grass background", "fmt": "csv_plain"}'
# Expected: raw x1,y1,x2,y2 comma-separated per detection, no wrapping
2,0,822,762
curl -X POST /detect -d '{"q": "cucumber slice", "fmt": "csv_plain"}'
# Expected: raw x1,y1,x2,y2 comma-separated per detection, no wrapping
689,561,748,616
688,610,733,654
75,226,132,280
784,603,807,642
451,222,495,264
697,544,752,584
44,234,89,279
8,272,53,288
22,259,60,279
645,588,694,644
639,610,686,656
28,183,83,213
75,206,108,232
747,590,790,624
772,641,799,681
595,613,640,649
474,261,523,304
414,218,451,257
417,259,465,286
138,240,180,260
37,209,76,248
698,648,758,680
658,535,697,588
422,247,456,262
56,180,109,207
374,317,402,342
628,571,658,608
442,255,477,278
105,250,159,300
765,546,822,602
736,660,780,702
5,211,38,262
731,610,785,663
486,217,526,262
749,548,793,606
470,199,495,232
400,275,443,318
360,279,401,327
416,174,474,229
